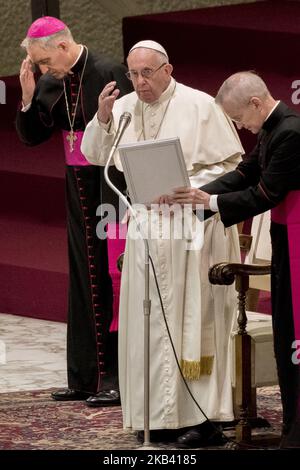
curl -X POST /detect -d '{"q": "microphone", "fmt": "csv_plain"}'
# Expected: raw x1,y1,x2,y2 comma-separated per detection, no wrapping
104,111,132,179
112,111,132,149
103,111,132,215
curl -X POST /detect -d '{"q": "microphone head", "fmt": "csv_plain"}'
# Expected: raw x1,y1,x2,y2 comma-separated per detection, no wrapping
120,111,132,126
113,112,132,148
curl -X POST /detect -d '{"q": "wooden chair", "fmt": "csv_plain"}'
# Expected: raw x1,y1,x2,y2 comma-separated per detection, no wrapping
209,212,279,444
117,213,279,444
244,212,271,311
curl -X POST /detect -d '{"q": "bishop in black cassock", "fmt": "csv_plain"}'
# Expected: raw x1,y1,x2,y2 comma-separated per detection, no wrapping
16,16,132,407
172,72,300,448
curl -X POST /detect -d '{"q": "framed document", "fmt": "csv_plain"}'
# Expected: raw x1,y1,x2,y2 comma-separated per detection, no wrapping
118,137,190,205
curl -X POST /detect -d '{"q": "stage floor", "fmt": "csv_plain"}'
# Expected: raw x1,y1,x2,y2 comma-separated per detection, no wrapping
0,313,282,451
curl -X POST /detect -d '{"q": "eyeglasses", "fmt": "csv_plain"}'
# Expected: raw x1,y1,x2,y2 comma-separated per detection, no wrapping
125,63,166,81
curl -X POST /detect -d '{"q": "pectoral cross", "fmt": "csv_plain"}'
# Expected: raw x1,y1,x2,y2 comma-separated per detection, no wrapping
66,130,77,152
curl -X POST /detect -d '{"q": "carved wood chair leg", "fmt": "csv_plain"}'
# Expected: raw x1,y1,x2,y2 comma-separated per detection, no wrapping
235,332,252,443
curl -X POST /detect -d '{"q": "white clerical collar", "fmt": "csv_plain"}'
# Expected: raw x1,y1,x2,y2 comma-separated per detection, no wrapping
70,45,84,70
144,77,176,109
265,100,280,122
157,77,176,104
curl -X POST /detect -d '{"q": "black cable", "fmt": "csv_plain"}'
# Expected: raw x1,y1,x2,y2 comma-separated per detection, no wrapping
148,252,267,450
122,212,266,450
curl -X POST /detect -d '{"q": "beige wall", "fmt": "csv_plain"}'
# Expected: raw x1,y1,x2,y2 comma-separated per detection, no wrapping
0,0,31,76
0,0,259,76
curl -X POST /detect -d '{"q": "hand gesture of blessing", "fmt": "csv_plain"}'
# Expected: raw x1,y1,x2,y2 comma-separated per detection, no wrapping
19,55,36,106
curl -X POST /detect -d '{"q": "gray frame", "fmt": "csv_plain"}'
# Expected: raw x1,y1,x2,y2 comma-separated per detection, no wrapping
118,137,189,205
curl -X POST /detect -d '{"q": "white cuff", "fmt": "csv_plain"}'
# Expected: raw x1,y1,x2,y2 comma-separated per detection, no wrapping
209,194,219,212
98,117,113,133
21,102,31,112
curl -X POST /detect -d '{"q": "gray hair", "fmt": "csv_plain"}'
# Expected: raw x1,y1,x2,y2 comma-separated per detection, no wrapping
21,27,73,49
215,71,270,108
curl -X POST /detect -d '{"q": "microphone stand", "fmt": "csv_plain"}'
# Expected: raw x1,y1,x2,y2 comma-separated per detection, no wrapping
103,116,151,447
143,242,151,447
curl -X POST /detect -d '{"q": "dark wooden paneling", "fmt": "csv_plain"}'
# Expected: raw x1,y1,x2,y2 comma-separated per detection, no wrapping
31,0,60,21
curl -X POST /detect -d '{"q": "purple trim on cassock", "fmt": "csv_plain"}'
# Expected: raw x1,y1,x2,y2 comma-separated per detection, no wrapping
107,223,127,332
62,131,91,166
272,190,300,341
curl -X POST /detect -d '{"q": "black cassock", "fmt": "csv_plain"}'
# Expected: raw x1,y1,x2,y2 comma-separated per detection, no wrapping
202,101,300,445
16,48,132,393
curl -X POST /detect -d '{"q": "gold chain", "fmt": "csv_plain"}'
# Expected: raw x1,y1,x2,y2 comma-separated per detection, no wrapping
63,46,89,152
141,81,176,141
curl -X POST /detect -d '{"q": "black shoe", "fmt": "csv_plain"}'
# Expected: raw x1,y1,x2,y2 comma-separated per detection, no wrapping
279,435,300,449
279,422,300,449
85,389,121,407
51,388,90,401
136,429,181,444
176,422,226,448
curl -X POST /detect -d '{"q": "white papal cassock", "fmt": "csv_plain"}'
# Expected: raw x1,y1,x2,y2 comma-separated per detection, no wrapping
81,78,244,430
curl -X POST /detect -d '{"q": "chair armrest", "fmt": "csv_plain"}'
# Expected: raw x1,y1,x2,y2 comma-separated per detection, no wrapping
209,262,271,286
209,262,271,336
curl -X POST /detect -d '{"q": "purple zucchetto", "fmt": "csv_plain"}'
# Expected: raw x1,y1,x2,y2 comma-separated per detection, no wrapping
27,16,67,38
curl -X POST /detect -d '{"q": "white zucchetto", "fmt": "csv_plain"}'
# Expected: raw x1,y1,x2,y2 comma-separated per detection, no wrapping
128,40,169,61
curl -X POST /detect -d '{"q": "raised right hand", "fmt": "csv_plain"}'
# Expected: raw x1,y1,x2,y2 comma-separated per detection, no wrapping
97,81,120,124
19,55,36,106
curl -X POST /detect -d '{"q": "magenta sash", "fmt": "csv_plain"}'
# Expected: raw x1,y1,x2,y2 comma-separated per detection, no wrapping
62,130,127,331
62,130,91,166
107,223,127,332
271,191,300,340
